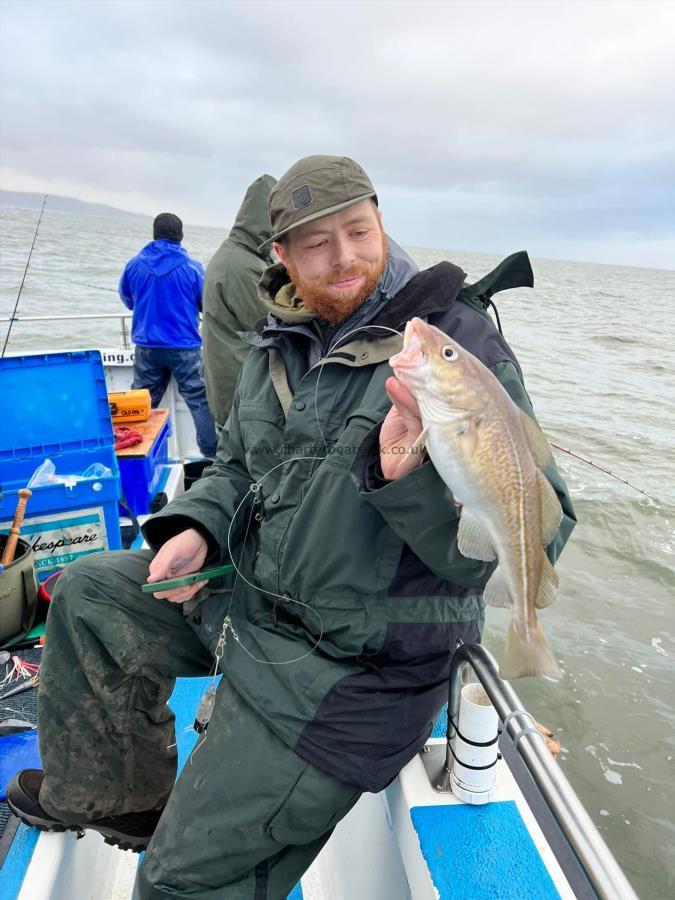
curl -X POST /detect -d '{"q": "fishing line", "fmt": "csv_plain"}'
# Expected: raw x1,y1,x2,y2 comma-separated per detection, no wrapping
31,275,118,293
189,492,259,760
221,458,327,667
61,279,118,293
550,442,657,503
211,493,258,675
2,194,48,357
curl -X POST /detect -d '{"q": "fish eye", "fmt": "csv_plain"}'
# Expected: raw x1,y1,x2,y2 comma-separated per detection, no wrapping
441,345,457,361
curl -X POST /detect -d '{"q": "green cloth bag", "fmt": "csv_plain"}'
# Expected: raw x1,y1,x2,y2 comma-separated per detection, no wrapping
0,535,39,648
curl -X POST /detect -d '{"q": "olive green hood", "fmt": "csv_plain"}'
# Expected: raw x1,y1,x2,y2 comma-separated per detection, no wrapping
256,262,320,325
228,174,278,256
202,174,278,425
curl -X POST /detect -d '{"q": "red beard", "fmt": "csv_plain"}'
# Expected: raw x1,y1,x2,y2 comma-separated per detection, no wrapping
284,232,389,326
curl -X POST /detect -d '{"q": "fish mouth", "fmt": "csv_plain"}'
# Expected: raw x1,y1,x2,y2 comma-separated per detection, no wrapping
390,319,428,371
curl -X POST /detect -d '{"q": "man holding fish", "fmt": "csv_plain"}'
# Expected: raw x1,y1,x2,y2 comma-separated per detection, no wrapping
8,156,575,899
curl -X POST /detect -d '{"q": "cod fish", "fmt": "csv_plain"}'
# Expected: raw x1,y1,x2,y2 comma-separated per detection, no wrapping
390,317,563,679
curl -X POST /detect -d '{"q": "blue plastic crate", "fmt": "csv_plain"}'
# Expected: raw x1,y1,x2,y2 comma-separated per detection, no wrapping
118,414,172,515
0,351,122,573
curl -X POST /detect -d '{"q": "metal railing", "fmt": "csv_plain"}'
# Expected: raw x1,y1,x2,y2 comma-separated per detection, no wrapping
434,643,638,900
0,313,133,350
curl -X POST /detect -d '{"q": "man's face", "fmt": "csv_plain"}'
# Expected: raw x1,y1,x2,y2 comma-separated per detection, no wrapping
273,199,387,325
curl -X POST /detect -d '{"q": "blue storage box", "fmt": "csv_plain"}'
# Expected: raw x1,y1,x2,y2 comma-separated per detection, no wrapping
116,409,172,516
0,351,122,574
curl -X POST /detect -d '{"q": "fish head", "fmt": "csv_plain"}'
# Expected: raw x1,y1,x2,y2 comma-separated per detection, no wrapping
389,317,485,421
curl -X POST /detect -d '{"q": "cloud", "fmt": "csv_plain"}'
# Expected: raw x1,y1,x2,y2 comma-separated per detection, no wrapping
1,0,673,267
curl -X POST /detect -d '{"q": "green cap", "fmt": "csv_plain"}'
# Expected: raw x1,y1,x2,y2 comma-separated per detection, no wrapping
259,155,377,250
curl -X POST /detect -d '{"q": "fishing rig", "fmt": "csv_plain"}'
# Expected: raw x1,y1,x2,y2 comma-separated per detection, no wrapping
0,654,40,700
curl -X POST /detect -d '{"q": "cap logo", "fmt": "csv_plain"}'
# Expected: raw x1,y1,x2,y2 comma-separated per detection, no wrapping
292,184,313,210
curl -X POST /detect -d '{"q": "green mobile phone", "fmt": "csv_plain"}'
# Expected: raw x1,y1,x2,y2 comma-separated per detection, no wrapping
141,564,235,593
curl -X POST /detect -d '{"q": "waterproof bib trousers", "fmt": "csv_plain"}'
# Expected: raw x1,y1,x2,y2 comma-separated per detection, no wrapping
38,551,360,899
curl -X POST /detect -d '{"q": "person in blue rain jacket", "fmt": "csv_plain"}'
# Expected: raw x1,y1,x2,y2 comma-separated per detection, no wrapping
119,212,217,457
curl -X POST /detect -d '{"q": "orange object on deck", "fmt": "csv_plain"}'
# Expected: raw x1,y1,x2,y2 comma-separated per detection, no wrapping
108,389,151,423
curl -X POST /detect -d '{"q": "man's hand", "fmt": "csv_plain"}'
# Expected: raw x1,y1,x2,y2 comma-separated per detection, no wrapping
380,376,426,481
534,720,561,760
146,528,209,603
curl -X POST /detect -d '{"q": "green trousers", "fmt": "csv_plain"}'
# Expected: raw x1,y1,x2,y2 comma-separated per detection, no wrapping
38,551,361,899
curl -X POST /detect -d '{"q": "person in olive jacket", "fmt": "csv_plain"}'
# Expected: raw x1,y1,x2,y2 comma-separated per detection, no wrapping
7,156,575,900
202,174,277,430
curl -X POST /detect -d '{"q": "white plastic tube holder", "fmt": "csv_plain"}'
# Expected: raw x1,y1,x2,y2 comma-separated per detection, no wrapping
450,682,499,805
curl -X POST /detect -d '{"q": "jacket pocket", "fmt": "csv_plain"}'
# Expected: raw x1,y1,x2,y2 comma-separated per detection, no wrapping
266,763,361,845
237,401,287,481
323,406,383,471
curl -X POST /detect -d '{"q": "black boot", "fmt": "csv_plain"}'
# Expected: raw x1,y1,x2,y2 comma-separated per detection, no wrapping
6,769,164,853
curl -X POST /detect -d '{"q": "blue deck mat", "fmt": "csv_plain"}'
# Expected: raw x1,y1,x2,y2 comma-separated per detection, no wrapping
411,801,561,899
0,731,41,802
0,820,41,899
432,704,448,738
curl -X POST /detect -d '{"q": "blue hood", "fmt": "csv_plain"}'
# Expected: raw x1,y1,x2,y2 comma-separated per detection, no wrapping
136,240,193,277
119,240,205,349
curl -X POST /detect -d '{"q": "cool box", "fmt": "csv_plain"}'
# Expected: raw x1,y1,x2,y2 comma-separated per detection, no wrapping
0,351,122,574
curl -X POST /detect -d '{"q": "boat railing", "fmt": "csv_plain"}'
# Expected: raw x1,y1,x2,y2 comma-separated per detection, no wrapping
426,642,638,900
0,312,133,350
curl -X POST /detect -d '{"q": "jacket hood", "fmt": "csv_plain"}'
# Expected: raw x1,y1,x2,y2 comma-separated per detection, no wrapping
137,240,192,277
228,174,277,258
257,262,312,325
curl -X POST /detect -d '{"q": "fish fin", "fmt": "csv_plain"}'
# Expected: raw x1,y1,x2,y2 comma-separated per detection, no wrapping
499,618,561,680
483,566,512,608
519,409,553,468
457,511,496,561
535,552,559,609
538,470,563,546
456,415,479,456
408,426,428,457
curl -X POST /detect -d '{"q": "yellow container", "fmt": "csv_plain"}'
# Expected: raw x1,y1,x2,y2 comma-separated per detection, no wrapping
108,389,151,423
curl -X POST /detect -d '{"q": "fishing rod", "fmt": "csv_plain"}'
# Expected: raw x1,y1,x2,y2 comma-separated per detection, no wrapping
550,442,657,503
1,194,48,358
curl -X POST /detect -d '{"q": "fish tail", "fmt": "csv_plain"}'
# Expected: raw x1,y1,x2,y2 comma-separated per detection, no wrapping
499,618,561,680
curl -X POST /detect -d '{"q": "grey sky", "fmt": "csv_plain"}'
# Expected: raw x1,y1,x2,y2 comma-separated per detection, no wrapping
1,0,673,268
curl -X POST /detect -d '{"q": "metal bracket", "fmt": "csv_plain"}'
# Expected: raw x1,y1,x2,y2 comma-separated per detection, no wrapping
419,742,453,793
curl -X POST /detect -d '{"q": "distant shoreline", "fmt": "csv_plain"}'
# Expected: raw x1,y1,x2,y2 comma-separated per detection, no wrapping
1,196,672,273
0,190,150,222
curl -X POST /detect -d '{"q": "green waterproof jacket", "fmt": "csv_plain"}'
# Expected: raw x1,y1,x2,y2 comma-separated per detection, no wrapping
202,175,277,426
144,252,576,792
